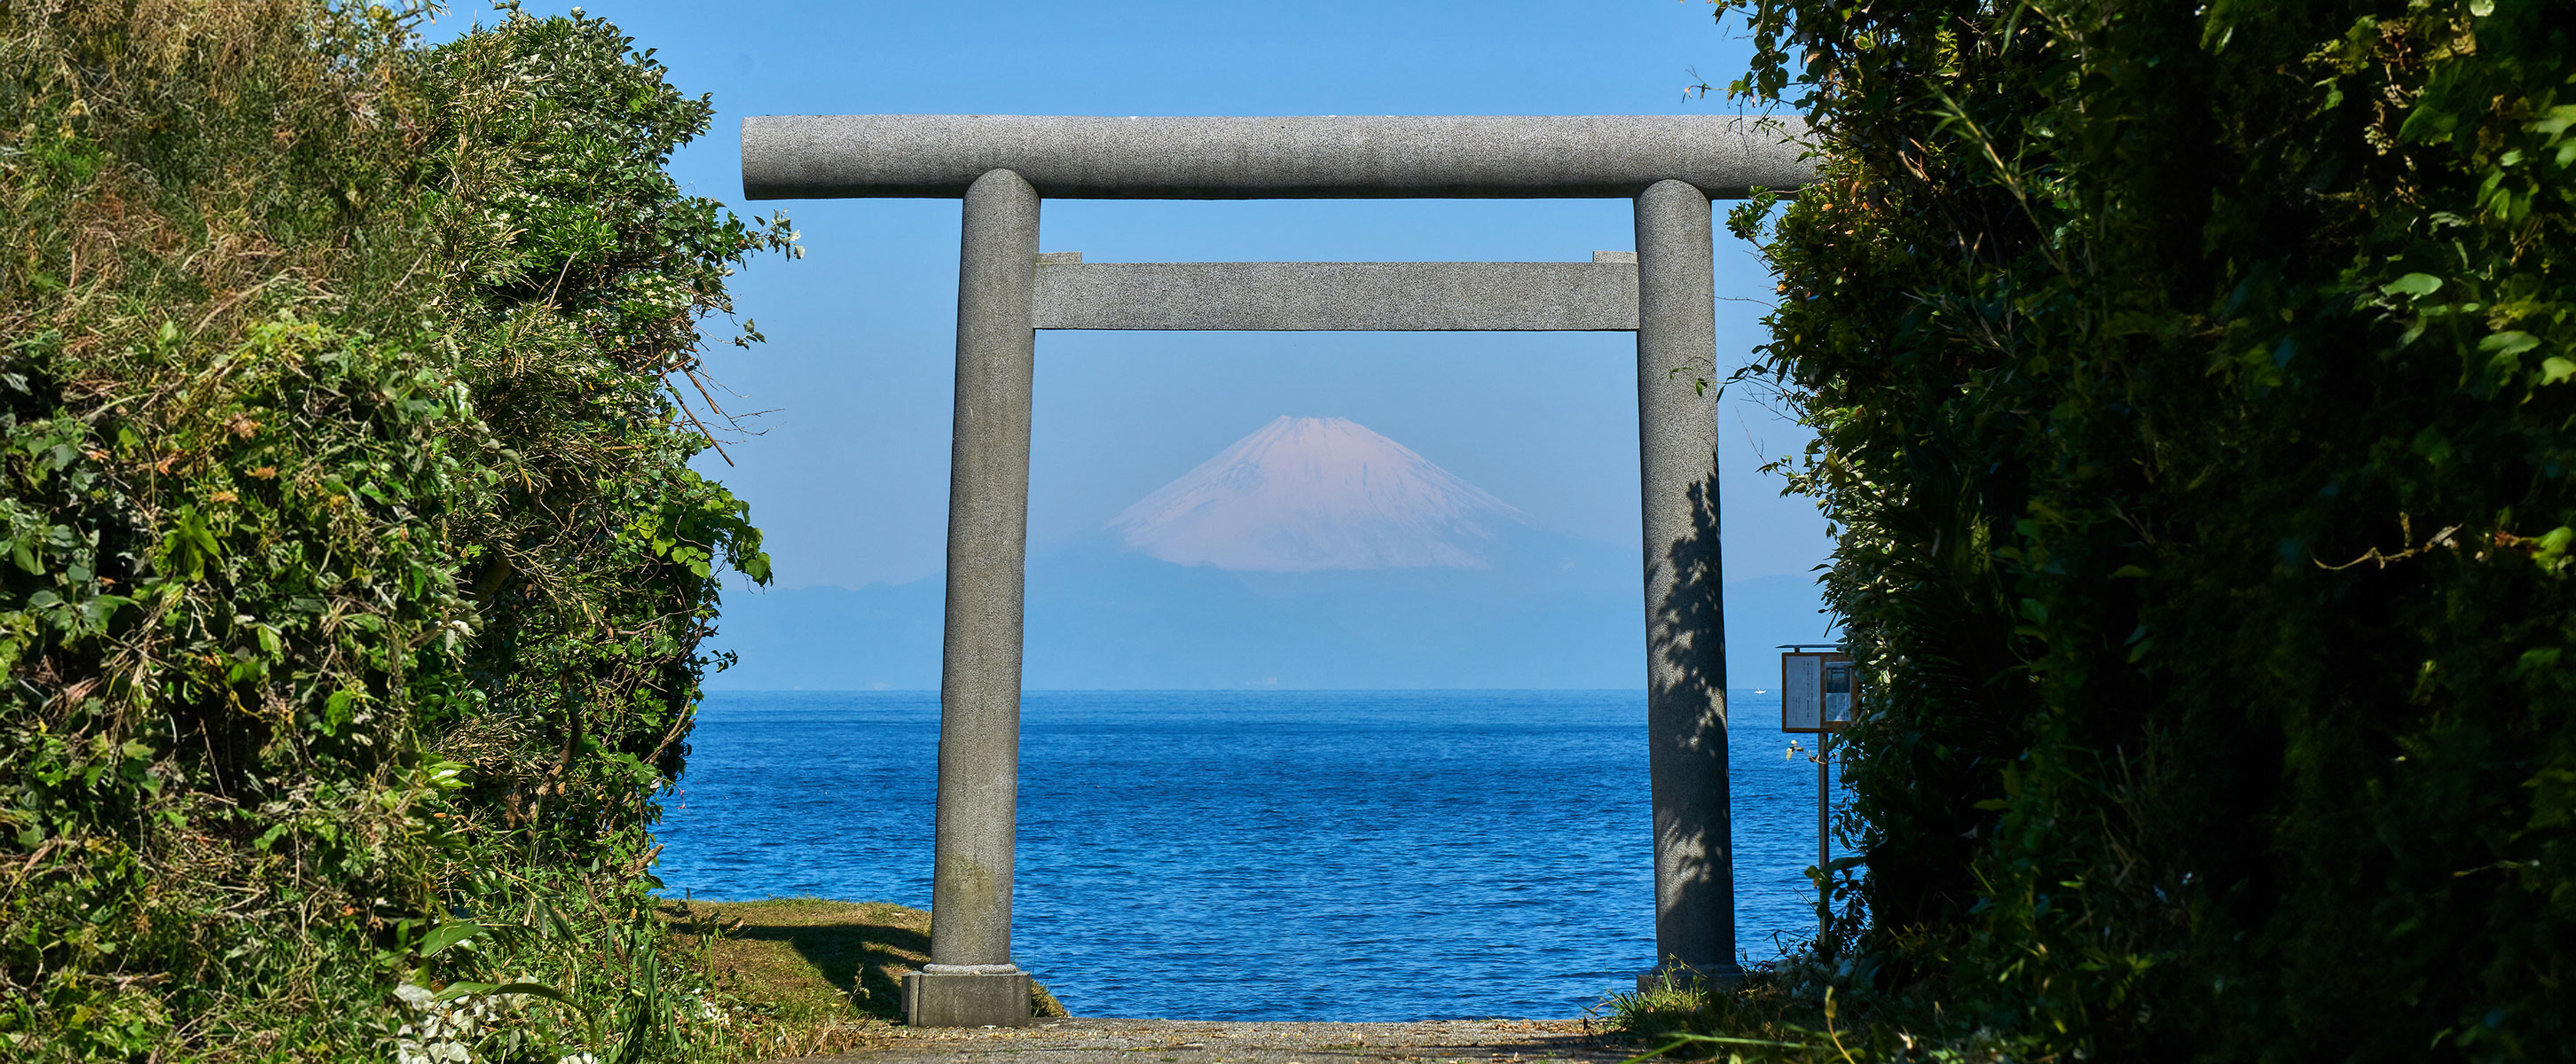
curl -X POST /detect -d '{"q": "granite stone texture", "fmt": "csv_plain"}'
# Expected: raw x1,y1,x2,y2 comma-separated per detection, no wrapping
931,168,1039,1003
901,970,1035,1029
1032,260,1639,332
742,114,1813,200
1631,179,1739,987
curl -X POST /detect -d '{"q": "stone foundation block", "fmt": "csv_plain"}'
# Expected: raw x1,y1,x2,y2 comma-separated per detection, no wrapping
901,969,1033,1028
1636,960,1745,994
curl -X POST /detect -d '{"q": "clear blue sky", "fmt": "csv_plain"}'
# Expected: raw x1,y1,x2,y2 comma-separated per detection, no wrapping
428,0,1828,593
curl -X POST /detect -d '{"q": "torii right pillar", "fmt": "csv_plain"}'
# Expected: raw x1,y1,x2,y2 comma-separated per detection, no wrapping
1634,177,1739,990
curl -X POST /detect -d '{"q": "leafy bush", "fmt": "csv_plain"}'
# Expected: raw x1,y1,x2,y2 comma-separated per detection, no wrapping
1710,0,2576,1059
0,2,789,1060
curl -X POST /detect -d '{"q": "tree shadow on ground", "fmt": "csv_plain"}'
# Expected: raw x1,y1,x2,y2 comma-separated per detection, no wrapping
733,915,926,1021
665,898,1065,1021
1645,476,1736,974
665,898,929,1021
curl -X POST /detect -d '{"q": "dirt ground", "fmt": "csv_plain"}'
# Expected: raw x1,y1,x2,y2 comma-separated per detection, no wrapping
766,1017,1640,1064
665,900,1643,1064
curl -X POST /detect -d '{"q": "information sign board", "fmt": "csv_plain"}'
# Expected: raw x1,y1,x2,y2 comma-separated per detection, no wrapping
1780,650,1855,733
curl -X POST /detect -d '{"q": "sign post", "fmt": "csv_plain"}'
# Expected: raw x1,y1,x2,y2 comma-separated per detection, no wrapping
1779,645,1854,935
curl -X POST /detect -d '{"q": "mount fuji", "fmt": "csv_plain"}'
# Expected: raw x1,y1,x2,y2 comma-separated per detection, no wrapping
1111,415,1522,572
705,417,1837,690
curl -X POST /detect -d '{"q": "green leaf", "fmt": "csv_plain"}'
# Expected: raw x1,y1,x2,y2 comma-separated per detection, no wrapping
2542,357,2576,385
418,922,487,958
2482,331,2541,357
2533,104,2576,139
2537,527,2575,567
436,979,598,1043
252,824,291,851
1653,1033,1810,1050
2383,273,2444,297
479,981,583,1009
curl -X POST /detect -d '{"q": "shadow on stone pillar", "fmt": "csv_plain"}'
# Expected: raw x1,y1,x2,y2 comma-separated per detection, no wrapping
1634,176,1738,991
1640,475,1738,990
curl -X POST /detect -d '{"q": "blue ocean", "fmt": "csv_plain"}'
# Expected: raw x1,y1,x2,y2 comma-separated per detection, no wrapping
654,689,1829,1021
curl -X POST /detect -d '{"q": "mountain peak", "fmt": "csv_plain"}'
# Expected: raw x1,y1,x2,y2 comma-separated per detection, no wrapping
1109,416,1526,572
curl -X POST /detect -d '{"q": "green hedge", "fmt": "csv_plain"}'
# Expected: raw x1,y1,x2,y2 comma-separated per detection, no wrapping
1718,0,2576,1058
0,3,788,1060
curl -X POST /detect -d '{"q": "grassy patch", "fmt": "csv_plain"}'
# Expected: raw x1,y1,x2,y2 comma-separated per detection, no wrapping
665,897,1068,1047
1595,968,1842,1062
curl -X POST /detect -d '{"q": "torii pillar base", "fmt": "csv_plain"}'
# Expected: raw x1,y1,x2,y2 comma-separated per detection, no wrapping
902,967,1034,1028
1637,960,1746,994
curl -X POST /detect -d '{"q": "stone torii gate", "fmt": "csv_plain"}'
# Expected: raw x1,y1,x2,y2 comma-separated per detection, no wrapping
740,114,1813,1027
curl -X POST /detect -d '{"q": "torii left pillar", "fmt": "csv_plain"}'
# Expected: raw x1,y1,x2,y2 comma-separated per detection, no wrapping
900,168,1043,1027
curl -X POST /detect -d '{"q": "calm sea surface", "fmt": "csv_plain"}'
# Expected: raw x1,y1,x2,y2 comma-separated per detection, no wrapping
654,690,1827,1021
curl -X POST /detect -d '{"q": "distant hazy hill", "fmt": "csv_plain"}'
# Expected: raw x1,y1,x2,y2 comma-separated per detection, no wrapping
704,566,1836,691
706,416,1838,690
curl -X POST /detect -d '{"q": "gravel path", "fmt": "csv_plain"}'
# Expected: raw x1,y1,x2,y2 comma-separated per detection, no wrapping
774,1018,1640,1064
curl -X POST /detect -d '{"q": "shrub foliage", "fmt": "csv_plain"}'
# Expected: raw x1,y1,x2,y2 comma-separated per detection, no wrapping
1718,0,2576,1058
0,2,788,1060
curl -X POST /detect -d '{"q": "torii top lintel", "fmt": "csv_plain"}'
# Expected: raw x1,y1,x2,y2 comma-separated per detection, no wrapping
740,114,1813,201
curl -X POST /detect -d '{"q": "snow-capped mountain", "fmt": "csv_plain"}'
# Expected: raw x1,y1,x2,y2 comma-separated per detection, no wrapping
1109,415,1526,571
699,414,1841,690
